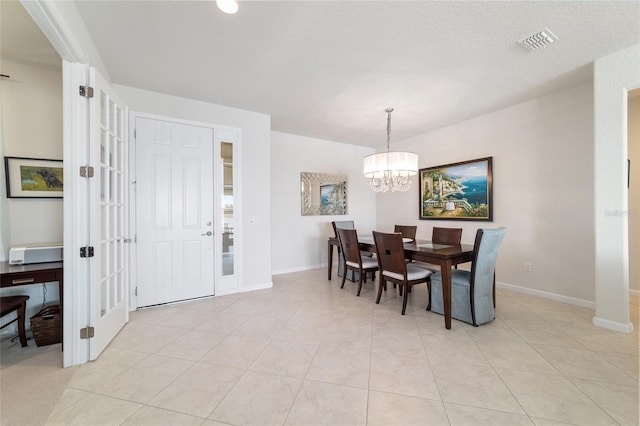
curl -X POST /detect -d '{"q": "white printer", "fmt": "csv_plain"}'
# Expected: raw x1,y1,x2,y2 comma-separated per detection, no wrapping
9,243,63,265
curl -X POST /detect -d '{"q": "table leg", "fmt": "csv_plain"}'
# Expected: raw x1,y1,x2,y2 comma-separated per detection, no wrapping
440,259,453,329
58,269,63,350
328,239,334,280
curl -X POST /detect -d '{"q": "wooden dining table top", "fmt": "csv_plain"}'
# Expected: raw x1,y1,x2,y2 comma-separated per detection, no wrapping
355,237,474,261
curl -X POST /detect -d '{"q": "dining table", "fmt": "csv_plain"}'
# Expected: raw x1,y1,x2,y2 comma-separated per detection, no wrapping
327,236,474,329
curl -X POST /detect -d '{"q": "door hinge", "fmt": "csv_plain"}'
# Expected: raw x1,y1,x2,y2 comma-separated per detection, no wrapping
79,85,94,98
134,286,138,296
134,129,136,139
80,86,93,98
80,166,94,178
80,326,95,339
80,246,94,258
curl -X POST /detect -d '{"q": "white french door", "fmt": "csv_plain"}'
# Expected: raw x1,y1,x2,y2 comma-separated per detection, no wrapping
135,117,215,307
88,68,129,360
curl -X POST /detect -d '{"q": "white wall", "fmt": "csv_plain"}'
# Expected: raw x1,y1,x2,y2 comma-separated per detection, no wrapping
629,96,639,293
593,44,640,332
271,132,376,274
114,85,272,291
377,83,596,304
0,59,63,336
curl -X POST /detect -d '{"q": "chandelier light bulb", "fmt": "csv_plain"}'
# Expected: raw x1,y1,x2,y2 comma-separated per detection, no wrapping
217,0,238,14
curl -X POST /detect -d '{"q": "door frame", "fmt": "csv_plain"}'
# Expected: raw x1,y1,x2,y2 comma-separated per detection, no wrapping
22,0,94,367
128,111,242,310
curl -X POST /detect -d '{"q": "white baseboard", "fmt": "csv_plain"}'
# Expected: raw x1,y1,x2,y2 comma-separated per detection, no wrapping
239,282,273,293
496,281,595,309
592,316,634,333
272,263,327,276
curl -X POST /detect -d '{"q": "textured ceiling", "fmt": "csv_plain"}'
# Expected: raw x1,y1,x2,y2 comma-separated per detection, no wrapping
4,1,640,147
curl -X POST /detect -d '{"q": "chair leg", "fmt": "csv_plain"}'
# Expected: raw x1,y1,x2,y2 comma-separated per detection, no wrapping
401,285,409,315
493,273,496,308
17,300,28,347
376,278,385,304
357,271,364,296
426,281,432,311
340,268,347,289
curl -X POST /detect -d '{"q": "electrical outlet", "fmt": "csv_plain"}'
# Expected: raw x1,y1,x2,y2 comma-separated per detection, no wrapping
524,262,533,272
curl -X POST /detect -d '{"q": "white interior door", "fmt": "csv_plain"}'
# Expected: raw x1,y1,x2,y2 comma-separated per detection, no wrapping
135,117,215,307
89,69,129,360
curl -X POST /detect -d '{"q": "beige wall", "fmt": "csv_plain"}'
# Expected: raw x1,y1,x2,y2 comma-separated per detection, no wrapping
629,95,639,292
270,131,376,274
377,82,596,305
0,59,63,248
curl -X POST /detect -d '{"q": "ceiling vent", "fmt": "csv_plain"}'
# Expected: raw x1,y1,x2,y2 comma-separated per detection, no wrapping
519,28,558,51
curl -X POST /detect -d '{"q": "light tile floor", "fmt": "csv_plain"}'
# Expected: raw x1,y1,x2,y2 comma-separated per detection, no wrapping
1,268,638,425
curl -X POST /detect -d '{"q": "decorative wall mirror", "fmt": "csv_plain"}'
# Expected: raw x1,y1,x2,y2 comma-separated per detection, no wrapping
300,172,347,216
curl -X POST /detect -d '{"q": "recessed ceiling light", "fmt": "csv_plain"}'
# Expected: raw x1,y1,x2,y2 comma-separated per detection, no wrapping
217,0,238,14
519,28,558,51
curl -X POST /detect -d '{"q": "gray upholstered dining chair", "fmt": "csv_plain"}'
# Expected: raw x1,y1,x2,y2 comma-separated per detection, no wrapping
428,227,506,326
336,228,379,296
373,231,433,315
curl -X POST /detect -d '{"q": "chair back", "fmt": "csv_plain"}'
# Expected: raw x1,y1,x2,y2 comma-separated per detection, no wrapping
332,220,355,237
432,227,462,245
336,228,362,265
470,227,506,291
373,231,407,277
394,225,417,242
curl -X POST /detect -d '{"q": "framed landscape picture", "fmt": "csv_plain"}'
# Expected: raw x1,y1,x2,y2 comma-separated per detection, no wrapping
419,157,492,221
4,157,63,198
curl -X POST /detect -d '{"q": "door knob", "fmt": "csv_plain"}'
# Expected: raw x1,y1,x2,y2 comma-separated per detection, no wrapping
201,231,213,236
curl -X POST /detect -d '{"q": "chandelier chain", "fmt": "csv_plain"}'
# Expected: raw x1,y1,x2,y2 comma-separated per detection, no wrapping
385,107,393,151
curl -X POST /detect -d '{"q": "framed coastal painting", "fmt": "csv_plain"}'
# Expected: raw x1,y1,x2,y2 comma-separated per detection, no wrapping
419,157,492,221
4,157,63,198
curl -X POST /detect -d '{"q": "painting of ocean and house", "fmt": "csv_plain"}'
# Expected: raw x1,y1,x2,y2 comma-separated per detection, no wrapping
419,157,493,221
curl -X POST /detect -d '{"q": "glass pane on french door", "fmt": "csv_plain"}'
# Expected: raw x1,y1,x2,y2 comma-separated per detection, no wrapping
221,141,234,276
99,93,125,316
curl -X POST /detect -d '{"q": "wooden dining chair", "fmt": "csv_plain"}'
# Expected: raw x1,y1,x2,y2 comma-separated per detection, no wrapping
0,295,30,347
337,228,379,296
332,220,374,282
428,227,506,326
412,227,463,308
373,231,433,315
393,225,417,243
416,227,463,269
433,227,463,245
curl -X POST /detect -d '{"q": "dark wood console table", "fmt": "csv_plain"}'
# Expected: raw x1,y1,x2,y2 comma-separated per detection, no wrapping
0,262,63,347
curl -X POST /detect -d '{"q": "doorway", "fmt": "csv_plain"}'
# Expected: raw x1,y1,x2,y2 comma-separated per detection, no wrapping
134,116,215,307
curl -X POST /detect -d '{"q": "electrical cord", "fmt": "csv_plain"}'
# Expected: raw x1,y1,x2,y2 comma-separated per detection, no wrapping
41,282,47,311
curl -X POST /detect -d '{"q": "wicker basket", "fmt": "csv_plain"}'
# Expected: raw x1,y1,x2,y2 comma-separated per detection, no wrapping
30,305,62,347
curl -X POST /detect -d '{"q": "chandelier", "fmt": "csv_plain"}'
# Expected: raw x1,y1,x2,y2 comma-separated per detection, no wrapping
363,108,418,192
